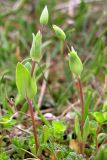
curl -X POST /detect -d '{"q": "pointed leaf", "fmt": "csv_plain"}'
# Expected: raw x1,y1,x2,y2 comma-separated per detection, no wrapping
93,112,105,123
16,63,37,99
74,114,82,142
42,125,49,144
84,90,92,120
83,116,89,142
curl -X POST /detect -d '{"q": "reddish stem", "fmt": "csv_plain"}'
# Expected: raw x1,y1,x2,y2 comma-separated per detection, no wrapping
95,127,100,154
30,60,41,158
27,98,38,153
79,142,84,154
95,136,98,154
31,61,36,76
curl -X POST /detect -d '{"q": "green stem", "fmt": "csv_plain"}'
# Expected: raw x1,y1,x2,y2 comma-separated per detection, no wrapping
77,77,84,154
60,40,69,80
20,148,37,158
34,102,50,127
78,78,84,131
60,41,65,67
60,40,64,56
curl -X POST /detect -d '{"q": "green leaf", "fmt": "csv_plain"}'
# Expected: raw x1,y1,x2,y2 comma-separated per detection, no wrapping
74,114,82,142
34,102,50,127
93,112,105,123
0,115,16,127
102,102,107,112
103,112,107,121
98,133,106,144
83,116,89,142
69,47,83,76
84,90,92,120
42,125,49,144
24,62,31,72
16,63,37,99
89,120,98,134
0,153,10,160
15,94,23,106
21,102,28,113
40,6,49,25
52,120,66,135
30,31,42,62
12,137,25,149
95,146,107,160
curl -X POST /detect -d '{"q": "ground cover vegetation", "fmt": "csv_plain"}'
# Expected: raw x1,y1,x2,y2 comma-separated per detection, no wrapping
0,0,107,160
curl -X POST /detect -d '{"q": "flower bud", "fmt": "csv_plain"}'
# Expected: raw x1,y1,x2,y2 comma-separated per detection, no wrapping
40,6,49,25
68,47,83,76
30,31,42,62
52,25,66,41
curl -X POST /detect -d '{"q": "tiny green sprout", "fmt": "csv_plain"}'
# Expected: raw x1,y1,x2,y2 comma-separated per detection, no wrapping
68,47,83,76
40,5,49,25
52,25,66,41
30,31,42,62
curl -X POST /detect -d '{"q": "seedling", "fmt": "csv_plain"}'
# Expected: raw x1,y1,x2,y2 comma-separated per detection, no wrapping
68,47,89,153
16,62,38,153
15,6,107,159
1,2,107,160
16,7,47,156
16,6,49,157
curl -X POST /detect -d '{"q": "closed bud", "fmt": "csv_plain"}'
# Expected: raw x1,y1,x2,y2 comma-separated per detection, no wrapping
30,31,42,62
69,47,83,76
40,6,49,25
52,25,66,41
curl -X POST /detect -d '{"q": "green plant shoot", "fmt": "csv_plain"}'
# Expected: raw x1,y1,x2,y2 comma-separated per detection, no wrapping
69,47,83,77
30,31,42,62
52,25,66,41
40,6,49,25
